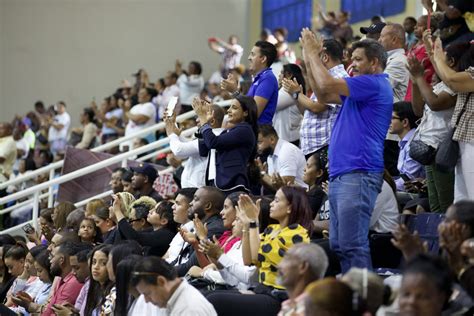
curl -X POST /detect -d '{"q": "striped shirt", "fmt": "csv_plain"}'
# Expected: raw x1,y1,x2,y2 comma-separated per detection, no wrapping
300,64,349,155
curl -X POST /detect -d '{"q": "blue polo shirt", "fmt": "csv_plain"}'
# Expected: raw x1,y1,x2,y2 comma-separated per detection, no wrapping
328,73,393,178
247,68,279,124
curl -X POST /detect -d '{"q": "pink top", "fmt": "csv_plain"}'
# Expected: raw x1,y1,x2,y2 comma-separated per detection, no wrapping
404,42,435,101
42,272,83,316
218,231,241,253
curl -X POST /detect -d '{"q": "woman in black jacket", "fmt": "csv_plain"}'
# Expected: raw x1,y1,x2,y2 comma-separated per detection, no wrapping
195,95,258,193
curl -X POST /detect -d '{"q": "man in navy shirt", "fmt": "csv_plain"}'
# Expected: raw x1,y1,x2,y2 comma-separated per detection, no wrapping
221,41,279,124
301,28,393,272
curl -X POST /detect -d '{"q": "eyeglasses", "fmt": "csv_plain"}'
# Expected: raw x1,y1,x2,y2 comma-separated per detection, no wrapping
391,115,401,120
128,219,141,223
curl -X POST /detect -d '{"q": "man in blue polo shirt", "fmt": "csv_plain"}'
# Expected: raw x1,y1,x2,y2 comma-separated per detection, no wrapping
301,28,393,272
221,41,278,124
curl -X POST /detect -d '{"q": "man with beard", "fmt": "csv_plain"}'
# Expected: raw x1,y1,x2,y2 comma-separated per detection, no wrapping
256,124,307,191
174,186,225,276
42,242,83,316
131,163,163,202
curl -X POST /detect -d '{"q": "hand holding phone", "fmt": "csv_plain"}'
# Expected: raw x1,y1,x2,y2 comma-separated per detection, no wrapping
22,224,35,235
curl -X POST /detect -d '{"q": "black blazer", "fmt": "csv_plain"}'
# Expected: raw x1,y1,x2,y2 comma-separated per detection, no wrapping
198,123,256,191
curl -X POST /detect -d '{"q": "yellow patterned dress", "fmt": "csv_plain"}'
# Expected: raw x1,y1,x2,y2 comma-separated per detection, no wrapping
257,224,309,289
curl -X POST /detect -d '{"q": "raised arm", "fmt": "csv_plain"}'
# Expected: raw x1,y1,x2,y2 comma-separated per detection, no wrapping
208,40,224,54
127,112,150,124
433,38,474,93
408,56,457,113
282,77,330,113
215,38,242,54
237,196,261,265
300,28,346,104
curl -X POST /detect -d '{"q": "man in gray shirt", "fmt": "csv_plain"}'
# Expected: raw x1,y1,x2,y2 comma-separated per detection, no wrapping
379,23,409,102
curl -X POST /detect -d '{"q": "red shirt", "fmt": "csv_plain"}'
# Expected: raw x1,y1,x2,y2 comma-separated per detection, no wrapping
42,272,83,316
404,42,435,101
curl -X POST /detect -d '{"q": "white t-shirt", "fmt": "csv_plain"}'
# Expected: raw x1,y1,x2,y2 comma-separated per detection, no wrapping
0,136,18,181
102,108,123,135
370,180,399,233
267,139,308,189
417,81,456,149
16,138,29,159
220,44,244,71
177,74,204,105
125,102,156,137
166,279,217,316
48,112,71,141
128,294,166,316
153,84,180,119
273,89,303,143
166,221,195,265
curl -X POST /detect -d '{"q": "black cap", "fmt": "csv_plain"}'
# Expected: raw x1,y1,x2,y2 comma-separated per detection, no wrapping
131,163,158,182
360,22,386,35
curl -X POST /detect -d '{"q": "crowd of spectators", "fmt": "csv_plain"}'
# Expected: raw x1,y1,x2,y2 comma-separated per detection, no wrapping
0,0,473,315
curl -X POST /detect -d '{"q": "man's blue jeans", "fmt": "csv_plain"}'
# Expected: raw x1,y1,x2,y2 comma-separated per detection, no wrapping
329,171,383,272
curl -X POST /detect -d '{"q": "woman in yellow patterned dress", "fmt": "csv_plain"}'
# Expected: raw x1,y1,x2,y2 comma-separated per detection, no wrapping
206,185,313,316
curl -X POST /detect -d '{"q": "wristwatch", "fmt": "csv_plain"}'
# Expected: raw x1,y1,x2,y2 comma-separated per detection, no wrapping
292,91,300,100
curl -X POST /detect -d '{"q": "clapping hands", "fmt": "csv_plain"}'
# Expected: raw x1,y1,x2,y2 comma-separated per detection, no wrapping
300,28,324,55
406,56,425,79
193,214,208,241
221,73,239,95
391,224,428,260
192,97,213,125
282,77,302,95
237,195,260,224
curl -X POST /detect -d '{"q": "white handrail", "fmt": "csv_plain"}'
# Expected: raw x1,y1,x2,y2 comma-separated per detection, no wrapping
0,144,179,216
0,100,231,190
0,124,199,206
0,191,52,215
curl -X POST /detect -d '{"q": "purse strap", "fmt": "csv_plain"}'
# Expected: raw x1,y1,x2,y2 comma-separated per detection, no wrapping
453,92,472,131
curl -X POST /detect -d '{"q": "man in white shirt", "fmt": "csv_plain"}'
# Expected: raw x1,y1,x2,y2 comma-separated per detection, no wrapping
132,256,217,316
208,35,244,78
48,101,71,156
153,72,181,120
165,105,225,188
379,23,409,176
379,23,409,103
125,87,157,150
175,60,205,113
257,124,307,191
165,188,197,265
0,123,17,185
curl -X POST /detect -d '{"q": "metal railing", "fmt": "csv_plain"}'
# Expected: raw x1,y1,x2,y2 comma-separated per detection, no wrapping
1,101,230,191
0,99,230,234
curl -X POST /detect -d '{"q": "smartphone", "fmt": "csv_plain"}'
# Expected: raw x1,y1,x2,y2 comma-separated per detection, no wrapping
22,223,35,234
166,97,178,117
